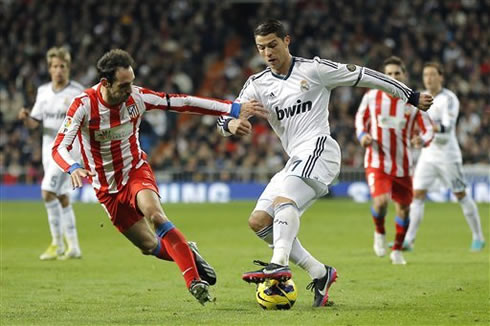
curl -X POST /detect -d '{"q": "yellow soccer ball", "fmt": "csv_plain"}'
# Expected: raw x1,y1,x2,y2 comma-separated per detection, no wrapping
256,279,297,310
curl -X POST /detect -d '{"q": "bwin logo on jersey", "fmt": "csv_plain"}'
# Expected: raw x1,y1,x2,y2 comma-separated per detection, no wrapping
275,99,312,121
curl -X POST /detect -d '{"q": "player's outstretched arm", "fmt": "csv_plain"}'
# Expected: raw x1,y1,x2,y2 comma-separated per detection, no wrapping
139,88,267,119
314,58,434,111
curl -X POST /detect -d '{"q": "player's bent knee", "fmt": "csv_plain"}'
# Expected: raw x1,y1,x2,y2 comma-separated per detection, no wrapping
454,191,466,200
148,211,168,226
397,205,410,218
139,237,158,255
42,191,57,202
58,194,70,207
248,211,273,232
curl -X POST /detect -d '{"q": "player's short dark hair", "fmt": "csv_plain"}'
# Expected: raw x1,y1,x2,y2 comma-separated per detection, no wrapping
423,62,444,76
254,19,287,39
96,49,135,84
383,56,406,73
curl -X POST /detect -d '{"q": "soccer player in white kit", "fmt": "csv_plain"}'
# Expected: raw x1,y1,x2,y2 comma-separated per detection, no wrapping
18,47,83,260
405,62,485,251
216,20,433,307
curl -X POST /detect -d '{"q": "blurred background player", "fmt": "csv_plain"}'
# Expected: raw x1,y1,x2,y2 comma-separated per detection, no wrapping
18,47,83,260
355,56,434,264
404,62,486,251
217,20,433,306
52,49,267,305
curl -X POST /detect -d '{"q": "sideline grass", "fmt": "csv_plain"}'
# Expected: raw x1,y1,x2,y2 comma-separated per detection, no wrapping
1,200,488,325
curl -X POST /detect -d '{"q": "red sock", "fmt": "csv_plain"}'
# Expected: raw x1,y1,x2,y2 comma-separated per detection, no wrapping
393,217,409,250
153,238,173,261
371,207,385,234
162,228,200,288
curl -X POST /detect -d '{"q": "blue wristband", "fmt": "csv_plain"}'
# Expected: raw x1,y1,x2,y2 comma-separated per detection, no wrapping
68,163,82,174
358,131,367,142
230,102,241,118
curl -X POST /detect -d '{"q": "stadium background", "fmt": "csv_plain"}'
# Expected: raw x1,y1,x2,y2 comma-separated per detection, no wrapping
1,0,488,201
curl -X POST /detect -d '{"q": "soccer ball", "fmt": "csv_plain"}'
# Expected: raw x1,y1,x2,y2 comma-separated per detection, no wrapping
255,279,297,310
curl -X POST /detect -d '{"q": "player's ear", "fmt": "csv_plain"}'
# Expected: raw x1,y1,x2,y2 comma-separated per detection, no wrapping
100,78,109,87
284,35,291,47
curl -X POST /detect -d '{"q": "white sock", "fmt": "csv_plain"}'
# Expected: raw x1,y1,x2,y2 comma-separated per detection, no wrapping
405,198,425,244
271,203,300,266
45,200,63,249
290,238,326,279
459,195,485,241
255,225,325,279
61,205,81,251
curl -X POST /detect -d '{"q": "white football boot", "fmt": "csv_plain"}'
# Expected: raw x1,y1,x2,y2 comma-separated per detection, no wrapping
390,250,407,265
373,232,387,257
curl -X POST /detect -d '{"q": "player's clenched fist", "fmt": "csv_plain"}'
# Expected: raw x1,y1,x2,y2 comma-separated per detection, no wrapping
228,119,252,136
18,108,30,120
417,93,433,111
360,134,373,148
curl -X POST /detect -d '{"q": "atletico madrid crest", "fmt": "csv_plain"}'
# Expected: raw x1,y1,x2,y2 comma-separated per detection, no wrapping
127,104,140,119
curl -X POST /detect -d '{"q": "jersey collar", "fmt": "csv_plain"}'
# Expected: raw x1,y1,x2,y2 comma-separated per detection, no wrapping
51,80,71,93
271,57,295,80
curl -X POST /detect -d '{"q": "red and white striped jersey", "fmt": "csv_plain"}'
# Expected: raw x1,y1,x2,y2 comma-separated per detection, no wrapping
355,89,434,177
52,83,236,193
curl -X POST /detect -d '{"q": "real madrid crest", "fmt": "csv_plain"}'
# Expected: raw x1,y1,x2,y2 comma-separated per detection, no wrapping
300,80,310,92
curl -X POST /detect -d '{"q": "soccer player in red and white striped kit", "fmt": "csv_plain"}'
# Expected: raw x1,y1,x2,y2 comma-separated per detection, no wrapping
52,49,266,304
355,56,434,264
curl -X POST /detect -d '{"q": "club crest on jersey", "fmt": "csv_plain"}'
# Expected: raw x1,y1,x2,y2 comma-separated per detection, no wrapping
346,64,357,72
127,104,140,119
300,80,310,92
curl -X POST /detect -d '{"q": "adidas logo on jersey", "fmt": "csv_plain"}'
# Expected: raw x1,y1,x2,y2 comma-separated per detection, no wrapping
275,99,312,121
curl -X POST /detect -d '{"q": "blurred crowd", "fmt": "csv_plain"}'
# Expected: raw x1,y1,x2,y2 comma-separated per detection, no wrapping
1,0,488,184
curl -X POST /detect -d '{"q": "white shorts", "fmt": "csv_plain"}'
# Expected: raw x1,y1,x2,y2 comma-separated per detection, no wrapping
413,160,466,193
41,160,72,195
254,136,340,216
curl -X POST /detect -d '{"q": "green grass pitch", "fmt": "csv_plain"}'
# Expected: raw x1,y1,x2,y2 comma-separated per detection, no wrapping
1,200,488,325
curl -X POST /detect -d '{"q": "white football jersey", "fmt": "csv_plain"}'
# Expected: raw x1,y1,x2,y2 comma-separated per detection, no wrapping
218,56,416,159
418,88,462,163
30,81,84,166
